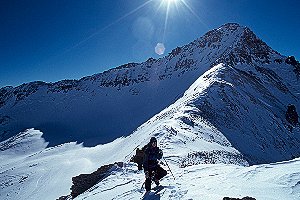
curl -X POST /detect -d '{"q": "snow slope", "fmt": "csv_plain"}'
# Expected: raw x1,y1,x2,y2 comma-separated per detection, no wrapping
0,129,129,200
0,128,299,200
76,160,300,200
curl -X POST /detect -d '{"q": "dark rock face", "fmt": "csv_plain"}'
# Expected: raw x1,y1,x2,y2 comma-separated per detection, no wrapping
223,196,256,200
180,150,248,167
48,80,80,93
286,56,299,66
57,162,123,199
286,104,299,126
56,195,71,200
285,56,300,75
0,116,11,126
13,81,46,102
70,162,123,198
274,58,283,64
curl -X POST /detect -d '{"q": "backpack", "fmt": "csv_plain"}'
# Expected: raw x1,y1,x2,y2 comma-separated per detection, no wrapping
131,145,148,170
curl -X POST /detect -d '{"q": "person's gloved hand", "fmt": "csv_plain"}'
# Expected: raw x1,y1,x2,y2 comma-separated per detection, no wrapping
158,149,163,159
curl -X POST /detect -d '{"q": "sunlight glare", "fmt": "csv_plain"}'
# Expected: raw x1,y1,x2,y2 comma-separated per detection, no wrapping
162,0,178,6
163,0,177,3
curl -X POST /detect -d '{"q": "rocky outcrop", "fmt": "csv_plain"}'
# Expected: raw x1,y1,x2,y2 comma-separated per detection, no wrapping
286,104,299,126
57,162,123,199
56,195,71,200
180,150,248,168
223,197,256,200
285,56,300,75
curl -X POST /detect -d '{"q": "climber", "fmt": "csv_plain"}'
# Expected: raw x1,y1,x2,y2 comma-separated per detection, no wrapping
143,137,167,191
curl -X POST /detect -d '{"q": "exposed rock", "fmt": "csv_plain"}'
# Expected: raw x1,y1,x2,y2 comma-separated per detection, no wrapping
168,46,182,58
65,162,123,198
223,196,256,200
12,81,46,102
285,56,300,75
48,80,80,93
0,116,11,125
274,58,283,64
0,86,13,108
286,104,299,126
56,195,71,200
180,150,248,168
286,56,299,66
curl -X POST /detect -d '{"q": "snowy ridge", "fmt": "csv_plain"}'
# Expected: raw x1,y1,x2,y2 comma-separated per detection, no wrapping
121,64,249,168
76,159,300,200
0,129,47,153
184,61,300,164
0,23,282,146
126,59,300,165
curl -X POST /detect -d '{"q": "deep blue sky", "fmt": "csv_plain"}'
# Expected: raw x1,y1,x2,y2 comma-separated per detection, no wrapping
1,0,299,88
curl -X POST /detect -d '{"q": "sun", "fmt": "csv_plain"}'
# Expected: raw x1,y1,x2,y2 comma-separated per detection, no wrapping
163,0,177,2
162,0,179,6
154,0,206,55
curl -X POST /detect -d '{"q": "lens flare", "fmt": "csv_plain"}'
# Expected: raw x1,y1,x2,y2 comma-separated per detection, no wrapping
155,43,166,55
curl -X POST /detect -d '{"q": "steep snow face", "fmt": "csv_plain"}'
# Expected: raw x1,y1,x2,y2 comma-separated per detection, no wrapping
0,23,280,147
188,62,300,164
183,57,300,164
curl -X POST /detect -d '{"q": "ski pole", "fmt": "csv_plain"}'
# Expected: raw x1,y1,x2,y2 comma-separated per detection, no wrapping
124,145,139,162
141,181,145,190
163,157,175,180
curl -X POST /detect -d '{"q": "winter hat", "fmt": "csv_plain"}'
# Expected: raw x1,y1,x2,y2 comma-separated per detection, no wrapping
150,137,157,143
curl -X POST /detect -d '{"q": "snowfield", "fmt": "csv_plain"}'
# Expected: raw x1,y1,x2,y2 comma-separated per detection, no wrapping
0,129,299,200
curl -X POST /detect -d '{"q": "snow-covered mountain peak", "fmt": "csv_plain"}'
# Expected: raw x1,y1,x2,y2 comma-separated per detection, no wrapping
0,23,298,148
201,23,280,67
217,23,244,31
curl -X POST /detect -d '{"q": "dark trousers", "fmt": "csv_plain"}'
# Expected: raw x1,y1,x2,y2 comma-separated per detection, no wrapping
145,165,167,191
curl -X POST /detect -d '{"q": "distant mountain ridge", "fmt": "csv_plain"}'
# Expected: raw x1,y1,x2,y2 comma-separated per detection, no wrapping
0,23,299,159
